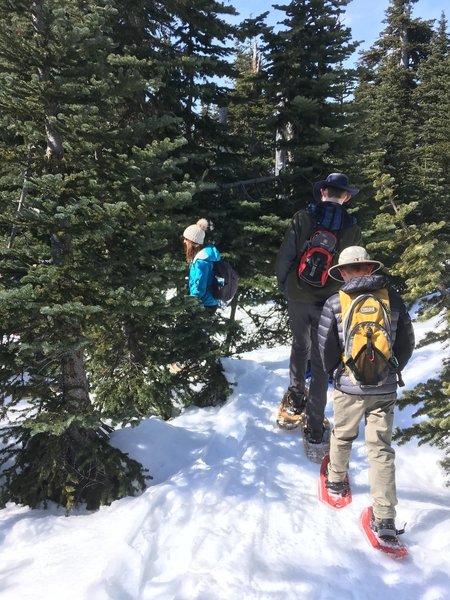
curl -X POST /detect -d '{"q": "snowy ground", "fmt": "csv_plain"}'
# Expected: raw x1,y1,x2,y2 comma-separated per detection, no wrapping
0,315,449,600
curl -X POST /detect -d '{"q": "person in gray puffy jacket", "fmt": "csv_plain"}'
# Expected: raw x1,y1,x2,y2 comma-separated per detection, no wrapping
318,246,415,541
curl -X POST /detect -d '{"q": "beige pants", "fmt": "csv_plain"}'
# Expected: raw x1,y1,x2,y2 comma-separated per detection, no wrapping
328,390,397,520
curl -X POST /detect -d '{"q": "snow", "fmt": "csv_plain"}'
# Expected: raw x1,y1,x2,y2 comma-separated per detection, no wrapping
0,318,449,600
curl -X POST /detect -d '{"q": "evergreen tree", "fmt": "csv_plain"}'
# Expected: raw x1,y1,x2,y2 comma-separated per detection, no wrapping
353,0,434,270
152,0,237,184
392,13,450,481
0,0,215,509
361,0,432,71
221,31,291,352
235,0,361,350
153,0,243,396
263,0,359,204
353,2,449,481
413,12,450,219
82,1,233,414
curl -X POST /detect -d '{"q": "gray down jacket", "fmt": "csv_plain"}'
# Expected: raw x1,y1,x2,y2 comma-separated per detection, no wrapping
318,273,415,395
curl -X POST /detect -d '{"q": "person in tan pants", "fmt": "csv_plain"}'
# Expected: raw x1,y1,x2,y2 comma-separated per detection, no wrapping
330,390,397,514
317,246,415,540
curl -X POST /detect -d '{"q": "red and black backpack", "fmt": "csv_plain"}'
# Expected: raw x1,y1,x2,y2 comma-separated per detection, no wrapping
297,216,338,287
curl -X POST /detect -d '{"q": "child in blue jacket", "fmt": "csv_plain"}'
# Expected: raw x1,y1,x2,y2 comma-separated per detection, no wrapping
183,218,220,313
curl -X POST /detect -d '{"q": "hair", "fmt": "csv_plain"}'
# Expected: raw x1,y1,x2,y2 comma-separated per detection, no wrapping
324,185,348,199
184,238,203,263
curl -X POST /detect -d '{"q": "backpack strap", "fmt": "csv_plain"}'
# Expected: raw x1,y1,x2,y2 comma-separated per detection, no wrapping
295,203,353,259
293,207,316,257
339,287,404,386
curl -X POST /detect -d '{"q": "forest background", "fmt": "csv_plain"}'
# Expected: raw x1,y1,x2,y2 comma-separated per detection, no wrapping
0,0,448,511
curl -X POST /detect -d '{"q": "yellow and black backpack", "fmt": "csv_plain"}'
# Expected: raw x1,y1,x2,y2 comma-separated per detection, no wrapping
339,288,402,387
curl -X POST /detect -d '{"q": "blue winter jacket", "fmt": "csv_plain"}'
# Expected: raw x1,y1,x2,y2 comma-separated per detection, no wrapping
189,245,221,307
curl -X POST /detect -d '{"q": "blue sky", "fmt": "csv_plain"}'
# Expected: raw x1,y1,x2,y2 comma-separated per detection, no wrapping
227,0,445,60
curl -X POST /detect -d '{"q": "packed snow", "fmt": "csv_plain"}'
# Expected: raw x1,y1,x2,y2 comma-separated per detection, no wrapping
0,312,449,600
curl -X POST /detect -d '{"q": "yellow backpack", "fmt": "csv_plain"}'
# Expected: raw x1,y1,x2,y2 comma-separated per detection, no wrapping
339,288,400,386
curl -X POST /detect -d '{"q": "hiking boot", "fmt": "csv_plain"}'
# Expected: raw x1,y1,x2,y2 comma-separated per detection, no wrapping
325,464,350,496
283,390,306,416
304,426,325,445
370,515,398,542
276,391,306,430
325,478,350,496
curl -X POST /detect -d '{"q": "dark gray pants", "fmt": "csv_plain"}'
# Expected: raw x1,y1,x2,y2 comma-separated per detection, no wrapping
287,301,329,433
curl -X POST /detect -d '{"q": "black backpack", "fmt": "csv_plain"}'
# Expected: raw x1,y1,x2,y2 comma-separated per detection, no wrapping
212,260,238,303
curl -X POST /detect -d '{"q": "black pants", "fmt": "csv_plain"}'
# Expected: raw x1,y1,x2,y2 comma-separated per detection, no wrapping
287,301,329,433
204,305,218,315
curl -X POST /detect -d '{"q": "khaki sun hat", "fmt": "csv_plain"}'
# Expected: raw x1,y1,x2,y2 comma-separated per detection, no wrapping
328,246,384,281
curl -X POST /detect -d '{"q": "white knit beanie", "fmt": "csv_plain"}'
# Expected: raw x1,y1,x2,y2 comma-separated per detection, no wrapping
183,218,209,245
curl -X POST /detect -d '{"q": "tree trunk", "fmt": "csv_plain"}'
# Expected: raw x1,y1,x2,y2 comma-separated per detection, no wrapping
33,0,90,408
399,1,411,69
61,349,91,408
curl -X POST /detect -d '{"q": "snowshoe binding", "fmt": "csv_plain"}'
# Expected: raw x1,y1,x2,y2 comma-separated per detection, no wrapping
302,418,331,463
360,506,408,559
318,454,352,509
276,390,307,430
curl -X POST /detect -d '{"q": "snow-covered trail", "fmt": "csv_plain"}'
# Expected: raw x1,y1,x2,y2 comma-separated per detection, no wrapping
0,341,449,600
100,350,449,600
